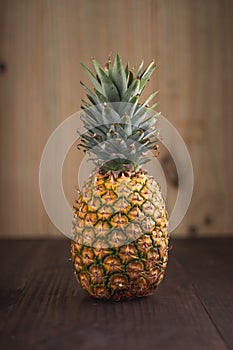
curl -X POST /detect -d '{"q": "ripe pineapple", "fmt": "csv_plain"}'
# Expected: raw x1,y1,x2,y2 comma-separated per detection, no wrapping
71,54,169,300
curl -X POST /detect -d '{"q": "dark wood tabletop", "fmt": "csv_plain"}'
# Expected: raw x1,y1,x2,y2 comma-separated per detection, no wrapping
0,238,232,350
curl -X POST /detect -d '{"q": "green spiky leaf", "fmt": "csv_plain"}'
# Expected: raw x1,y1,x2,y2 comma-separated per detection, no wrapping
80,62,102,93
109,54,127,98
139,61,156,92
79,54,160,171
92,59,120,102
122,78,140,102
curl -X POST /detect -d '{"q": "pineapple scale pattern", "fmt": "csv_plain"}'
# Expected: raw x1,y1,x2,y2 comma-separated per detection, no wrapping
71,170,168,300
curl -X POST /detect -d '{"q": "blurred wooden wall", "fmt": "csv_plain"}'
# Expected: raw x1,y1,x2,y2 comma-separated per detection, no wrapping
0,0,232,238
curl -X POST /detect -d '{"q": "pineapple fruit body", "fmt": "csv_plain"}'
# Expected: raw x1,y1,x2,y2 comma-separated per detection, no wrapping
71,169,168,300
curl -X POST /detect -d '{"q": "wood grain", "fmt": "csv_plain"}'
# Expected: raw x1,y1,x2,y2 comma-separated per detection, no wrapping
0,0,233,237
1,238,233,349
175,238,233,349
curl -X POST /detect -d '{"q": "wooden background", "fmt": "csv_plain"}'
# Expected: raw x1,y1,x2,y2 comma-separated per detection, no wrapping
0,0,232,238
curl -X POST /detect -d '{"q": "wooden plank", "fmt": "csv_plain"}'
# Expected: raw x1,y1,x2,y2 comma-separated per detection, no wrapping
175,238,233,349
0,239,68,329
0,239,229,350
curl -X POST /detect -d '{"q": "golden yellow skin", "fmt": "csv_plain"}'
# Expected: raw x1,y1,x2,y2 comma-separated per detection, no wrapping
71,169,169,301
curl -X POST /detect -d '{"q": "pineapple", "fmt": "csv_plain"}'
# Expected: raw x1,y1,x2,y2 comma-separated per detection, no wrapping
71,54,169,300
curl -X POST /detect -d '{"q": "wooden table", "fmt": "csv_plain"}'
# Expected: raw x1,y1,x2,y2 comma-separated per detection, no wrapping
0,238,232,350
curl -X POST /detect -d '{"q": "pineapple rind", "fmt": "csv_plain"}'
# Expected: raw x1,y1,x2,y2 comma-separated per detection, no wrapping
71,169,168,300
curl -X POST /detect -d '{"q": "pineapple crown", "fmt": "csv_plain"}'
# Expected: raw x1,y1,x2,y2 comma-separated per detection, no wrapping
78,54,160,174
